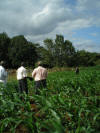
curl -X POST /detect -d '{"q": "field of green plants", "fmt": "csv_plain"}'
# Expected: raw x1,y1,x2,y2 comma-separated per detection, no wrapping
0,67,100,133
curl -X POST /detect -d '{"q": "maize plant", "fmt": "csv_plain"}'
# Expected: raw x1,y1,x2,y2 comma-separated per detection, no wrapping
0,67,100,133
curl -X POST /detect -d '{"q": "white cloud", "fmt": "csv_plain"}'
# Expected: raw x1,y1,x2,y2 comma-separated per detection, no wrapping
0,0,100,52
73,38,100,53
90,33,98,37
76,0,100,12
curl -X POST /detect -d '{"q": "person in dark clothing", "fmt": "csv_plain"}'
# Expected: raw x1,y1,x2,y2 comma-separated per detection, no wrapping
18,77,28,94
75,67,79,74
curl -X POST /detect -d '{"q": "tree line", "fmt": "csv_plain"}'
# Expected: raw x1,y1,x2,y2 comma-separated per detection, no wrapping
0,32,100,68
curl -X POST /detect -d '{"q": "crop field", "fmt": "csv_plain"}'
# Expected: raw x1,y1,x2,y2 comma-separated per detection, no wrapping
0,67,100,133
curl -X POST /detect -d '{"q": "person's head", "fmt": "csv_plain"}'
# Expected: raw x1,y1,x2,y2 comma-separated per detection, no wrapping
21,62,24,66
0,61,4,66
37,61,43,66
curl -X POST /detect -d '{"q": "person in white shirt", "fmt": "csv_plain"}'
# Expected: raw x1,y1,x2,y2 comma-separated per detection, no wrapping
32,61,48,94
17,62,28,94
0,61,7,86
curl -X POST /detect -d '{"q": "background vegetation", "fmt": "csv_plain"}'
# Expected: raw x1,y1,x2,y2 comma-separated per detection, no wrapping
0,32,99,132
0,32,100,68
0,67,100,133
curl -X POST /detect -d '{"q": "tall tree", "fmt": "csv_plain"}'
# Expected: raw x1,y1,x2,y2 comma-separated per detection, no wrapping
62,40,76,66
43,35,76,67
74,50,96,66
54,35,64,66
54,35,75,66
8,35,37,68
43,39,54,67
0,32,10,67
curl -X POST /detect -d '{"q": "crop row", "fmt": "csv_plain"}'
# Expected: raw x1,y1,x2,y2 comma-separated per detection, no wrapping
0,68,100,133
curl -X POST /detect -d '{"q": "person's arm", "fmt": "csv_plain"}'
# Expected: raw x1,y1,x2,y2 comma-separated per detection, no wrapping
32,69,36,78
23,68,27,78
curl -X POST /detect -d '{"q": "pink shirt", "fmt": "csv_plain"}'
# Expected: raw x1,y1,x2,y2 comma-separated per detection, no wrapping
32,66,47,81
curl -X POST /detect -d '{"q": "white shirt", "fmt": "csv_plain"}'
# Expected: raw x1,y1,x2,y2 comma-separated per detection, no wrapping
17,66,27,80
0,66,7,84
32,66,47,81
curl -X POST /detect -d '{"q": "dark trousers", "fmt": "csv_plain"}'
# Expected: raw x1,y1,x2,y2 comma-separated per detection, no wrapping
34,79,47,94
18,78,28,94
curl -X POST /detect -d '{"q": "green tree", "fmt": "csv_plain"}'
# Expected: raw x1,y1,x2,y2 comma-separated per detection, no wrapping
43,39,54,67
95,54,100,65
8,35,37,68
0,32,10,67
43,35,76,67
54,35,64,66
74,50,97,66
54,35,75,66
35,43,53,67
61,40,76,66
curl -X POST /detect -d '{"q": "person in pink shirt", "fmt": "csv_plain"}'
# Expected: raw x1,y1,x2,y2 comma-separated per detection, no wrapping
32,61,48,94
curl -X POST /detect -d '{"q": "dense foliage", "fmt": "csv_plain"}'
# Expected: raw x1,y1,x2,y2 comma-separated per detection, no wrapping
0,32,100,68
0,67,100,133
8,35,37,68
0,33,10,67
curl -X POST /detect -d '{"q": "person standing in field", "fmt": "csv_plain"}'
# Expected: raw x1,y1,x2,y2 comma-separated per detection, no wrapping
75,67,79,74
0,61,7,87
32,61,48,94
16,62,28,94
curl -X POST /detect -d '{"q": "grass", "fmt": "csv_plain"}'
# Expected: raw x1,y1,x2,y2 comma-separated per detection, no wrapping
0,67,100,133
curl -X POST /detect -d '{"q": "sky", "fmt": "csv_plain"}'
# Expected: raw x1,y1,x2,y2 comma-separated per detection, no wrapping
0,0,100,53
